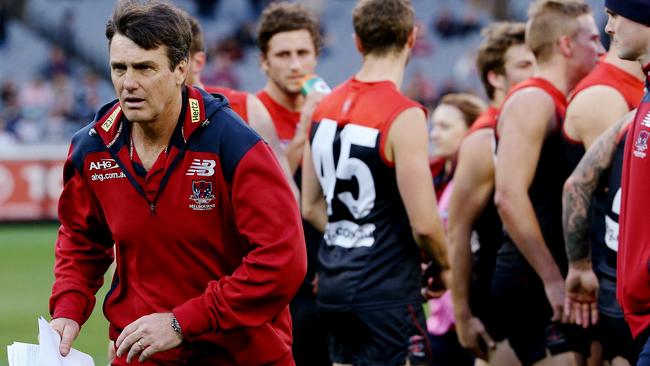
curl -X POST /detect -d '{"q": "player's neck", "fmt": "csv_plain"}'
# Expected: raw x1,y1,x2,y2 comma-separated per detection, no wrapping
356,52,408,88
605,52,645,81
492,90,506,108
264,82,303,113
534,60,569,95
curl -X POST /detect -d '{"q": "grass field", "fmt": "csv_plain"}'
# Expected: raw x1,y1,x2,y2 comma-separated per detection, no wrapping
0,223,110,366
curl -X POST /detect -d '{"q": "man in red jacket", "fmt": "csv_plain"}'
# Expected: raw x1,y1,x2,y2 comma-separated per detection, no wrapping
604,0,650,364
49,1,306,365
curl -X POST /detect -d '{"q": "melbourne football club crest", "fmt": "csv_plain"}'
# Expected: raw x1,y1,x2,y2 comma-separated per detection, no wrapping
189,180,216,211
634,130,650,158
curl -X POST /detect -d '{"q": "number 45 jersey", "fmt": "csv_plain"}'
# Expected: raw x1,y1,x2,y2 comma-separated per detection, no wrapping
309,78,426,311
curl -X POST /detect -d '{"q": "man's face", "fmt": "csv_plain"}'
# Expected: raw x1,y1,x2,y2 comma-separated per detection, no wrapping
606,10,650,62
110,33,187,124
261,29,317,95
569,14,605,79
502,43,535,91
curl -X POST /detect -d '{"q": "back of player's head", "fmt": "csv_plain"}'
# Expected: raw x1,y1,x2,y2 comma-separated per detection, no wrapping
188,16,204,55
352,0,414,56
256,2,321,57
605,0,650,27
526,0,591,63
438,93,487,128
106,0,192,70
476,22,527,100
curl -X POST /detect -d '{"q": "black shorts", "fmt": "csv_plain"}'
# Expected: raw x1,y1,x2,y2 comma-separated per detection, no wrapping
595,313,635,362
320,304,430,366
490,245,590,365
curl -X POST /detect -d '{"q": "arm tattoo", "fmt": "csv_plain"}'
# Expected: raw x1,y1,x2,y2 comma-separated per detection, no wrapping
563,118,627,263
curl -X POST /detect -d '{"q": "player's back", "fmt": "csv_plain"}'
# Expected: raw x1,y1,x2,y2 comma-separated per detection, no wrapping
310,78,424,310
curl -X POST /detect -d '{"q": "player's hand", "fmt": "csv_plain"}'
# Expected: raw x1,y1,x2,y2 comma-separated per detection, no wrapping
421,267,450,299
563,266,599,328
456,314,495,360
543,278,566,322
297,91,326,137
115,312,183,364
50,317,80,357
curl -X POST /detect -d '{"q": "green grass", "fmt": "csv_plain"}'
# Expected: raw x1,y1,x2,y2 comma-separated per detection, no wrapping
0,223,110,366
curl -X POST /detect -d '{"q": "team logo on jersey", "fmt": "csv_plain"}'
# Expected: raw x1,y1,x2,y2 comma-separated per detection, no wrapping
186,159,216,176
189,180,216,211
89,158,119,171
189,98,201,123
101,106,121,132
642,111,650,127
634,130,649,158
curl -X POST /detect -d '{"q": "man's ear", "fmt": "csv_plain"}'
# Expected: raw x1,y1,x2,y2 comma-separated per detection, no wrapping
487,70,506,92
175,58,189,86
557,34,573,58
260,52,270,74
407,25,417,49
353,33,364,54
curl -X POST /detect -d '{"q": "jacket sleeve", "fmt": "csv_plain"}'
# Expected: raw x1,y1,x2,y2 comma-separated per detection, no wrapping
49,146,115,326
173,140,307,339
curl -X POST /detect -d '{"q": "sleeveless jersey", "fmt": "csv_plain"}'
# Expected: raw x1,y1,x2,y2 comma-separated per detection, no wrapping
496,77,570,273
256,90,301,146
618,65,650,337
204,86,249,123
309,78,425,310
460,107,503,312
562,61,644,172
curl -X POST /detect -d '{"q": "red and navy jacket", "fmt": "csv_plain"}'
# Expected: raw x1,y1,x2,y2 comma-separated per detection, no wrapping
618,64,650,339
50,86,306,364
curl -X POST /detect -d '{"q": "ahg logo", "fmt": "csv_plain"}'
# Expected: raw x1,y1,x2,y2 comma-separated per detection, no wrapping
89,159,119,171
186,159,216,176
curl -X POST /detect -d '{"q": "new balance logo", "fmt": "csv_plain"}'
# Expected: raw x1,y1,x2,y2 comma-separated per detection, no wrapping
186,159,216,176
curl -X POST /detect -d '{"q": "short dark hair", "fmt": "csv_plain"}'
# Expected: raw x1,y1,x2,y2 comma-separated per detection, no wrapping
352,0,414,56
106,0,192,70
476,22,527,100
256,2,321,56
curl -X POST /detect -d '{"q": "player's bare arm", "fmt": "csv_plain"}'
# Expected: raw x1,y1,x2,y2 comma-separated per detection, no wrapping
448,129,496,359
564,86,630,149
563,110,635,263
494,88,564,320
301,138,328,233
387,107,449,272
562,110,635,327
247,93,300,202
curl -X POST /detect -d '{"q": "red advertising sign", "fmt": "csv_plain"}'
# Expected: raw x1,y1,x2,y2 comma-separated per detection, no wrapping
0,145,67,221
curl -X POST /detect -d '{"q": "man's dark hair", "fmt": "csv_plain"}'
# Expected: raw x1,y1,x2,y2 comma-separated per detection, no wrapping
256,2,321,56
476,22,527,100
352,0,414,56
106,0,192,70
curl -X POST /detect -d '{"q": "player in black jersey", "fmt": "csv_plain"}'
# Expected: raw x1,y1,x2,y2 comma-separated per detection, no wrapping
563,110,637,366
448,21,533,366
493,1,603,364
301,0,449,364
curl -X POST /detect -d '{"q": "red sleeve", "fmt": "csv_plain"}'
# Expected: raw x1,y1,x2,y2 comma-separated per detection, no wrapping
49,147,114,326
172,141,307,339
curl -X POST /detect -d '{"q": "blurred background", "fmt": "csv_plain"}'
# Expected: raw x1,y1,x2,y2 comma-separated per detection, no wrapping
0,0,607,364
